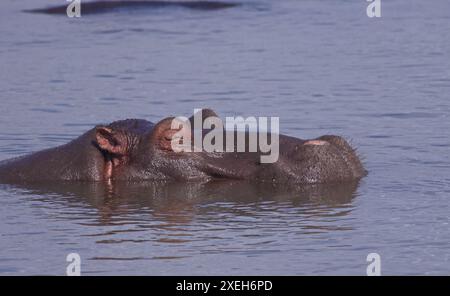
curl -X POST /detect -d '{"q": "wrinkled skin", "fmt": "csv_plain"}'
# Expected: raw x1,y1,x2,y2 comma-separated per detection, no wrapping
0,109,367,184
24,1,240,15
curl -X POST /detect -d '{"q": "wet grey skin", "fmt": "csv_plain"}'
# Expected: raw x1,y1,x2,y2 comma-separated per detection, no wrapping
0,109,367,184
24,1,240,15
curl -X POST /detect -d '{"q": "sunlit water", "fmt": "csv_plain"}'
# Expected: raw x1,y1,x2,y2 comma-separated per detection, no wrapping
0,0,449,275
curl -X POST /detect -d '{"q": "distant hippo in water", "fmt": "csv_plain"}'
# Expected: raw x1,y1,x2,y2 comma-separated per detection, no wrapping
0,109,366,184
24,1,240,15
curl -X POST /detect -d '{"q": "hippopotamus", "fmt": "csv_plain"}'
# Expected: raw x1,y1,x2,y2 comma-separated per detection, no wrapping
0,109,366,184
24,1,240,15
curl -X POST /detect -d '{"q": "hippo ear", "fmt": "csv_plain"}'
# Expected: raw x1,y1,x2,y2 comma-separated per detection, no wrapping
189,108,219,128
95,127,128,155
150,117,192,151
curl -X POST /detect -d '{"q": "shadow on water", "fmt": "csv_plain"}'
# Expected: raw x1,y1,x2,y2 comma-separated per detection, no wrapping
0,180,361,227
24,1,241,15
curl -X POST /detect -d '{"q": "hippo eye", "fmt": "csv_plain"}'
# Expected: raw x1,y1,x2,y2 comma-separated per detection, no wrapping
164,130,183,142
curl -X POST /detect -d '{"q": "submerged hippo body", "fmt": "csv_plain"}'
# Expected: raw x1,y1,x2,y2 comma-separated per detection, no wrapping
0,110,366,184
0,119,153,183
25,1,240,15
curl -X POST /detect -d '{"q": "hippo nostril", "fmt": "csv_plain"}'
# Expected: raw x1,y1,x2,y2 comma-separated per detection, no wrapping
304,140,329,146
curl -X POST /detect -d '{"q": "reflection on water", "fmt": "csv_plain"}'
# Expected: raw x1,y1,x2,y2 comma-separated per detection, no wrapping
4,180,359,229
0,180,360,275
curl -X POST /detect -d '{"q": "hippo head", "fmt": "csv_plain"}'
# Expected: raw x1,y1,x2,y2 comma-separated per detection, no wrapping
93,109,367,184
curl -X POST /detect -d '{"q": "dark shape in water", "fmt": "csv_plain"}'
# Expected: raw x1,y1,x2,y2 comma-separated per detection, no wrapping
24,1,240,15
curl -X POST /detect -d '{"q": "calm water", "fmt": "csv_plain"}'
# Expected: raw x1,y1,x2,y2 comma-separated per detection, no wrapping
0,0,449,275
